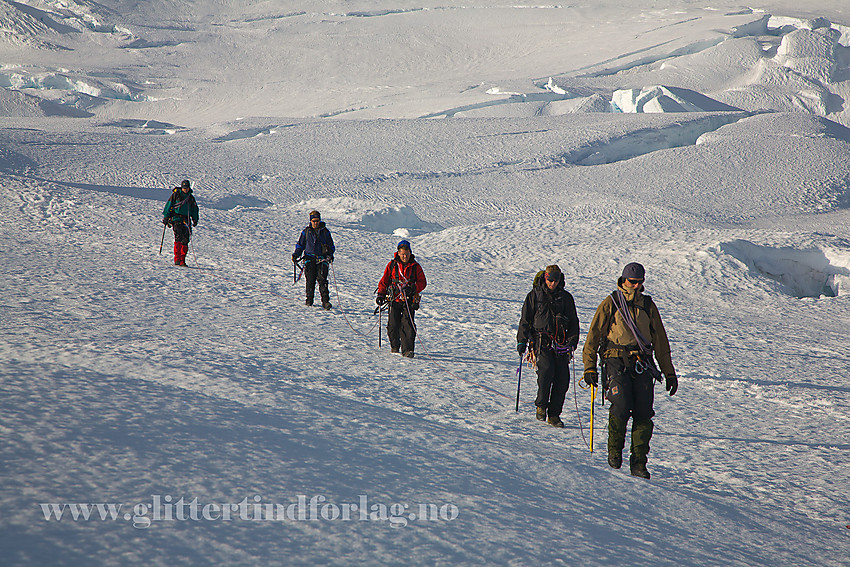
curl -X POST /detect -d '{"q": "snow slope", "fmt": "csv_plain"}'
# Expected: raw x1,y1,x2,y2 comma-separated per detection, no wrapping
1,1,849,565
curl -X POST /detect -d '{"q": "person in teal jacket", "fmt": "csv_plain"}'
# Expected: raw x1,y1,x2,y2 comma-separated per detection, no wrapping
162,179,199,266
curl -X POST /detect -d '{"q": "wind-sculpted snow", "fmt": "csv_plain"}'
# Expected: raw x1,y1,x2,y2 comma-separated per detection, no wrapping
2,1,850,565
1,2,849,126
542,14,850,125
103,119,185,134
205,194,273,211
1,0,129,36
213,125,293,142
612,86,742,113
294,197,443,235
721,239,850,297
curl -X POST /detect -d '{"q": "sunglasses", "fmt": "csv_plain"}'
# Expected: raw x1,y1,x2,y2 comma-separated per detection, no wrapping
627,278,644,285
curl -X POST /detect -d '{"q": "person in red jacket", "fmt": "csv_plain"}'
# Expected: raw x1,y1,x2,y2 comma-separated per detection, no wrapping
375,240,427,358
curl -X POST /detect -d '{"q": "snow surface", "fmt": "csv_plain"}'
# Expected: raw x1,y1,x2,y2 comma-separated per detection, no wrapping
1,1,849,565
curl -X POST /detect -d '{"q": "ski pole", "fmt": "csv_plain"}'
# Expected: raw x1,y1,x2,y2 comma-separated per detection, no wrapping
378,302,382,348
159,222,167,254
515,354,523,412
590,384,596,453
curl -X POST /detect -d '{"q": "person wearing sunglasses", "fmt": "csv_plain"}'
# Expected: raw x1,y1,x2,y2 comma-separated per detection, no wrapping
516,265,580,428
292,210,335,309
375,240,427,358
581,262,678,479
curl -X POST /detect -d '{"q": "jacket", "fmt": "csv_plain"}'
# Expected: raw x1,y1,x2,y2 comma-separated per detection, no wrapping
377,253,426,302
163,188,199,224
517,275,580,351
294,222,335,258
582,279,675,376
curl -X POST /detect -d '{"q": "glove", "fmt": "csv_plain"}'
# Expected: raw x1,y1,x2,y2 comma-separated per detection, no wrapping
376,295,386,306
162,217,170,226
292,252,301,263
328,255,334,263
665,374,678,396
583,368,599,387
404,284,416,297
517,342,526,356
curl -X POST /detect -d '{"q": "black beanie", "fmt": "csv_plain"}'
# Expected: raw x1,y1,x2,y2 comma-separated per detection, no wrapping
622,262,645,280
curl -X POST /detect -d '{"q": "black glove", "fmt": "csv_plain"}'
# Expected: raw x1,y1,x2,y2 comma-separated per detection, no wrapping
328,255,334,263
162,217,170,226
376,295,386,306
517,342,526,356
404,284,415,297
583,368,599,387
292,252,301,263
665,374,678,396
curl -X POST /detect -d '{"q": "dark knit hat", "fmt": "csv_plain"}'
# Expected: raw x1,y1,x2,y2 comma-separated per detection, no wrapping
181,179,191,189
622,262,645,280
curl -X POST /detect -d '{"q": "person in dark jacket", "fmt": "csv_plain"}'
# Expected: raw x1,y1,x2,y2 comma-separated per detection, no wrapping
162,179,199,266
582,262,678,479
375,240,427,358
292,210,336,309
517,265,580,428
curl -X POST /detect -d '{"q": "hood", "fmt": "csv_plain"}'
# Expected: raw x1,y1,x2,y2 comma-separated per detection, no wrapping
616,277,644,301
538,272,565,291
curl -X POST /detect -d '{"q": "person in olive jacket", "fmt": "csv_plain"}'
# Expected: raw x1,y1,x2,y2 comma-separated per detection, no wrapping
582,262,678,479
162,179,199,266
375,240,426,358
517,265,580,428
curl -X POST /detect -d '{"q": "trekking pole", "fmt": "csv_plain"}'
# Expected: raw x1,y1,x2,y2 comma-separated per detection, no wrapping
378,302,383,348
515,354,523,412
159,222,167,254
590,384,596,453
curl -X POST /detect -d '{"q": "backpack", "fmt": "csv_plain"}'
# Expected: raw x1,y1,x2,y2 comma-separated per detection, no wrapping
532,270,545,288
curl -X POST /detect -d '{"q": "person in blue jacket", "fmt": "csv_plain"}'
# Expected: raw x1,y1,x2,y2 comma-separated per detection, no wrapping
292,210,335,309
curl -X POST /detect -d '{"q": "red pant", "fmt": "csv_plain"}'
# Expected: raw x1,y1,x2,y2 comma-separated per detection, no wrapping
173,242,188,265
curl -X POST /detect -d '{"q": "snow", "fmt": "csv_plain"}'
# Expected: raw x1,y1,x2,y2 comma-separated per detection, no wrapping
1,0,849,565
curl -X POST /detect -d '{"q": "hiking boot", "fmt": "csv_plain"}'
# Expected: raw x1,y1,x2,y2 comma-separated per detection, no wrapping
322,302,332,310
535,406,546,421
402,351,414,358
630,419,653,479
547,416,564,428
390,346,400,353
305,299,313,306
608,415,627,468
630,463,651,479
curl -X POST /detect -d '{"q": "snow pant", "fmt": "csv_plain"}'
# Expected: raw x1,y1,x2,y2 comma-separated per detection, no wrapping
304,258,329,305
172,219,191,264
604,356,655,467
534,346,571,419
387,300,416,354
